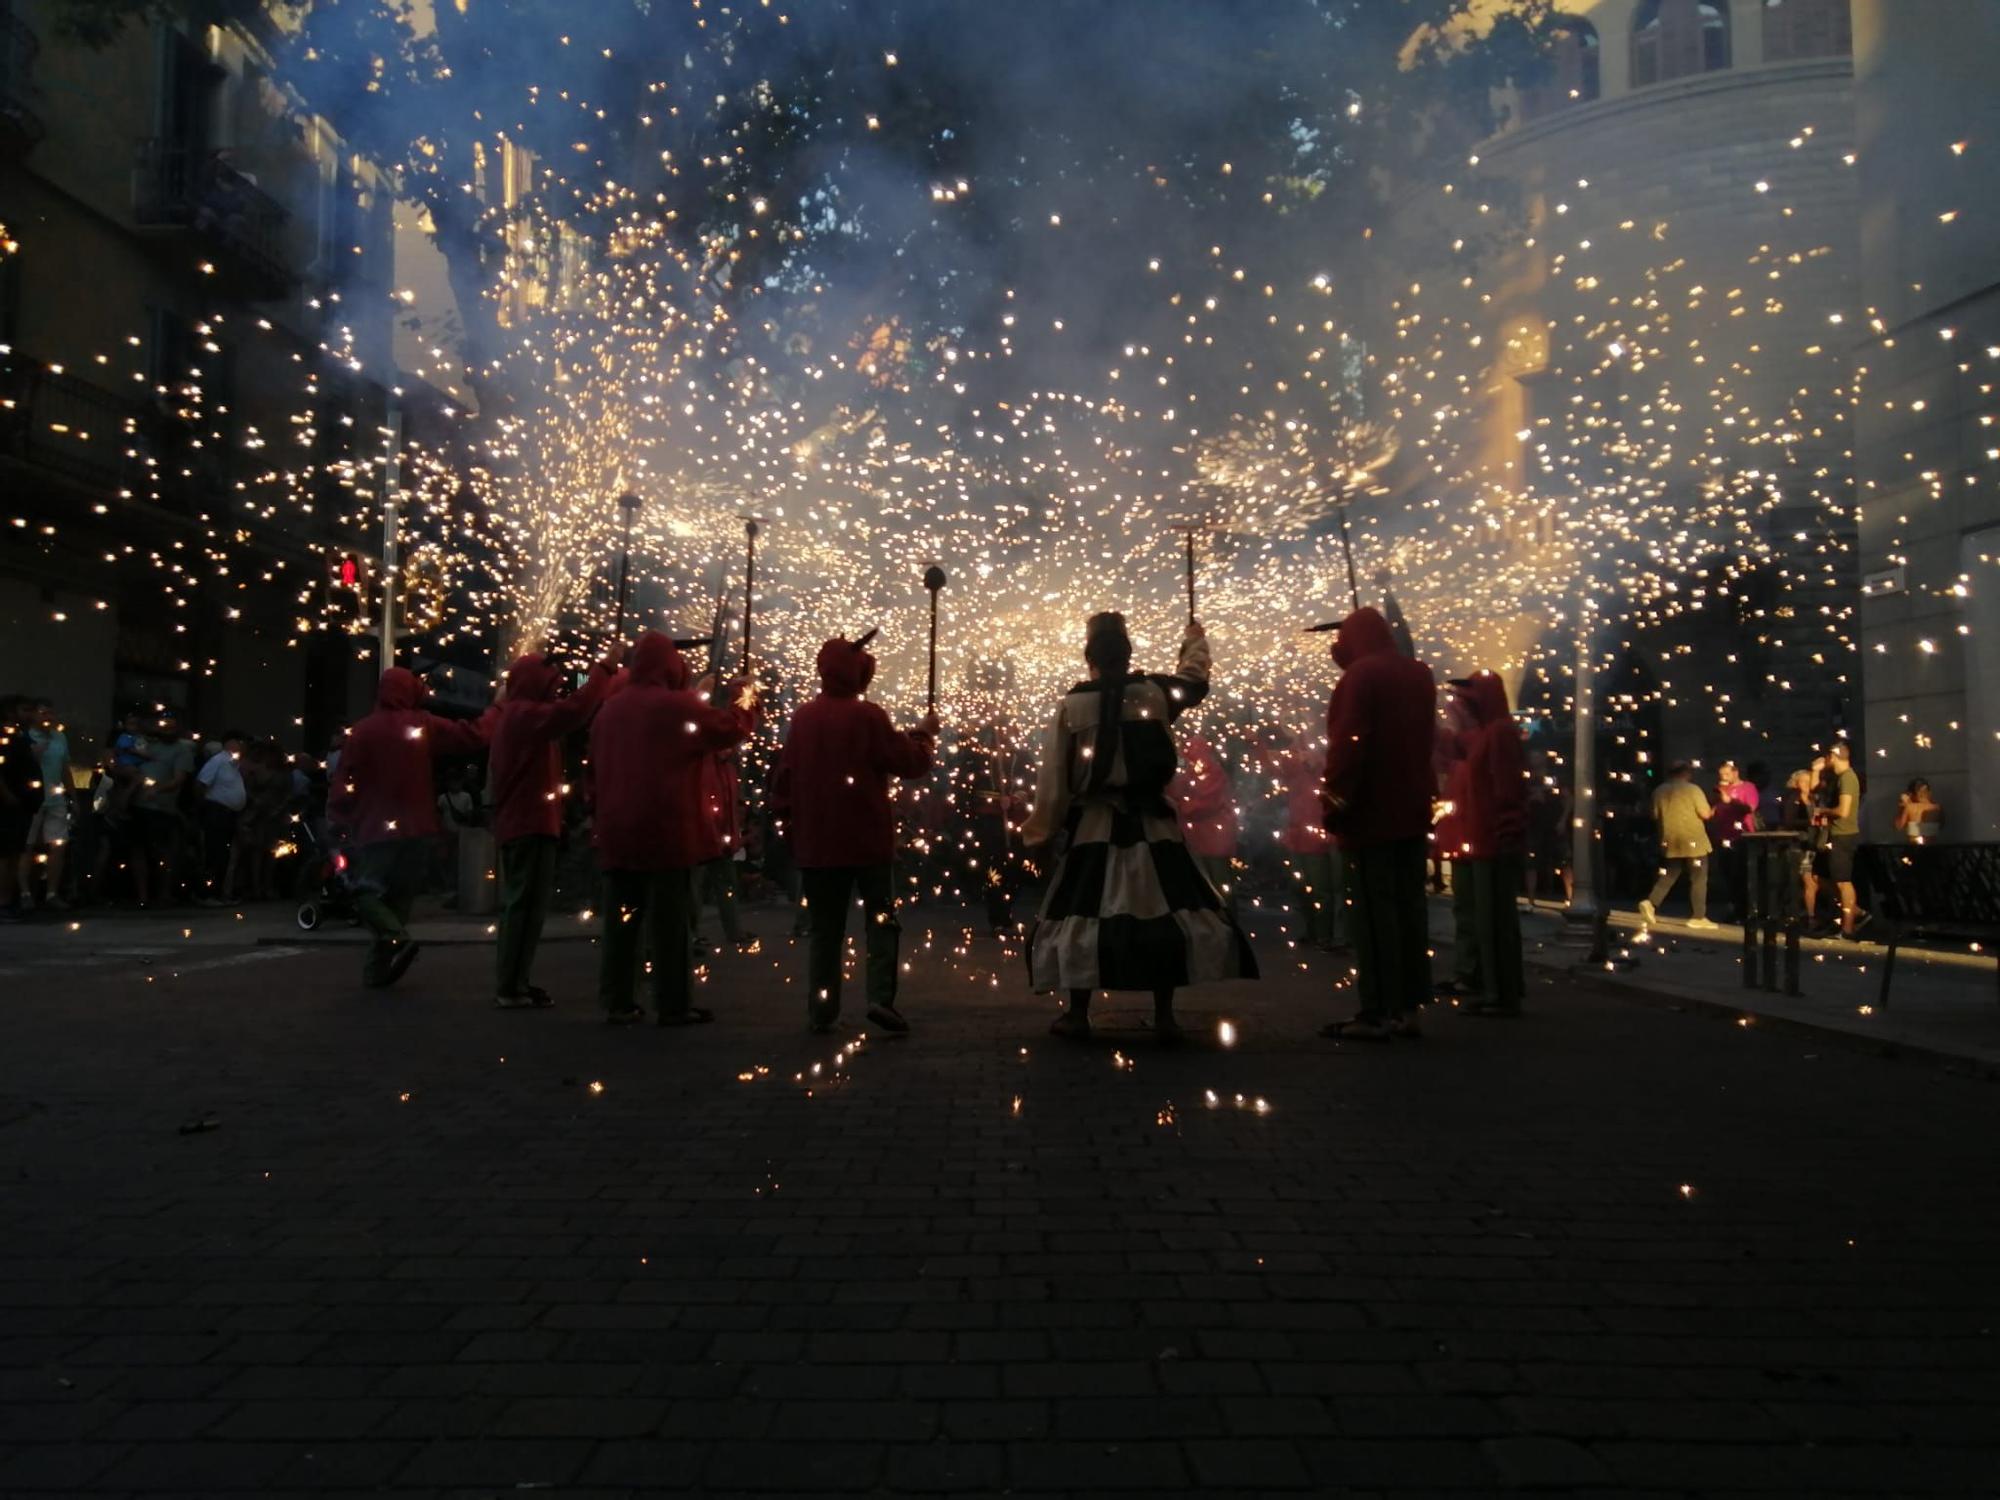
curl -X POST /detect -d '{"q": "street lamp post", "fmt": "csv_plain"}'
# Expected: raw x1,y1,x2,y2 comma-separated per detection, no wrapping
378,405,403,674
613,491,642,638
1568,594,1601,920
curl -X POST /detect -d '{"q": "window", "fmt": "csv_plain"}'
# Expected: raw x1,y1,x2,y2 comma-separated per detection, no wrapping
1632,0,1730,88
1762,0,1852,62
1519,16,1601,121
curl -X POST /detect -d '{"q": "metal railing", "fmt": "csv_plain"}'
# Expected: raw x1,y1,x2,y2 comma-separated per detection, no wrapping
132,140,294,294
0,358,150,493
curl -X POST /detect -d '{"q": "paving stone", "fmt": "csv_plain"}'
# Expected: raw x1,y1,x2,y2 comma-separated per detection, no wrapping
3,923,1998,1496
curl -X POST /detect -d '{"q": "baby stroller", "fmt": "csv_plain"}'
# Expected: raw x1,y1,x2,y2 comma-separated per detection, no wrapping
292,815,358,931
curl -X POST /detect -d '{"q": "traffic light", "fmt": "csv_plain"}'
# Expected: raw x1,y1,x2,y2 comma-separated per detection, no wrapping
326,550,369,626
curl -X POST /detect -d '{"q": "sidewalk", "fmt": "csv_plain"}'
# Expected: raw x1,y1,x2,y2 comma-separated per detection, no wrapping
1489,898,2000,1071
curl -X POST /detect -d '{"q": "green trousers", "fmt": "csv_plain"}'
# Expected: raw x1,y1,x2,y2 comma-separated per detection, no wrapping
801,863,899,1022
1348,837,1431,1023
1285,849,1343,947
351,838,428,984
598,868,696,1018
1467,853,1525,1013
690,856,743,944
496,834,558,998
1450,862,1480,988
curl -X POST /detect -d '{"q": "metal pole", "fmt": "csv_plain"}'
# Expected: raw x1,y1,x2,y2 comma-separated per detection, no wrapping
741,518,760,678
1184,530,1197,624
1568,596,1599,919
1337,499,1360,613
924,565,947,711
378,405,402,674
613,492,640,638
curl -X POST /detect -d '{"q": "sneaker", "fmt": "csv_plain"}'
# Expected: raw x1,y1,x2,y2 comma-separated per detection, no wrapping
1152,1015,1185,1048
1432,979,1465,999
1637,899,1656,925
1468,1002,1521,1018
1686,918,1720,931
605,1007,644,1026
865,1004,910,1035
1389,1015,1424,1041
494,993,535,1010
807,1009,839,1035
526,985,556,1008
43,896,69,912
383,939,421,986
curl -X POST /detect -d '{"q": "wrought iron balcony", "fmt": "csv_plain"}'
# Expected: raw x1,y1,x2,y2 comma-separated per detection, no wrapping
0,355,151,495
0,14,45,154
132,141,296,299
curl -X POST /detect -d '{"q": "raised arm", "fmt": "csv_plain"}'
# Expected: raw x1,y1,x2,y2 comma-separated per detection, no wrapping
1157,622,1211,721
422,711,492,757
868,704,937,780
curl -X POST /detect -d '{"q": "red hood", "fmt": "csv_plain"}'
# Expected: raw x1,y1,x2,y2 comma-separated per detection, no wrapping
816,637,876,698
1457,670,1511,726
1331,606,1397,669
505,653,563,702
630,631,691,689
375,667,425,710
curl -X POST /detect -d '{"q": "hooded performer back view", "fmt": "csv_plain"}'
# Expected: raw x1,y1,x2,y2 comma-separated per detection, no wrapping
771,635,936,1034
1319,606,1438,1041
589,632,755,1026
328,667,492,988
486,647,619,1008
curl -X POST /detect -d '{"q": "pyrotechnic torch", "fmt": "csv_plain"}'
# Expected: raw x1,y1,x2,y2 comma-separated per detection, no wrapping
923,564,948,712
739,516,762,678
613,491,642,639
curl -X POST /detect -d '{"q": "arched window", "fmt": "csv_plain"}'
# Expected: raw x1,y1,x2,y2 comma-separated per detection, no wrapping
1762,0,1852,62
1519,16,1602,121
1632,0,1731,88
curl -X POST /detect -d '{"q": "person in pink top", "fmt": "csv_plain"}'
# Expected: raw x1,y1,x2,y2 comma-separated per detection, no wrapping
1711,759,1760,923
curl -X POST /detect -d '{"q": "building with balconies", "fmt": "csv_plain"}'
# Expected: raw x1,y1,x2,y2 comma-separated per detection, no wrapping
1850,0,2000,840
0,0,396,755
1380,0,1863,812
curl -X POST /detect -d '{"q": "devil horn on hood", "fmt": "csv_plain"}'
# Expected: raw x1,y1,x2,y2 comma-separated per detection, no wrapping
853,627,880,649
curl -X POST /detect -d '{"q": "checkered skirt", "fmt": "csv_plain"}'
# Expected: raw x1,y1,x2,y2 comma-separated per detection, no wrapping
1029,792,1259,993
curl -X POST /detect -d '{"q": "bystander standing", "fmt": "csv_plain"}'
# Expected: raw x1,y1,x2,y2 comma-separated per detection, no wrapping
1638,762,1717,929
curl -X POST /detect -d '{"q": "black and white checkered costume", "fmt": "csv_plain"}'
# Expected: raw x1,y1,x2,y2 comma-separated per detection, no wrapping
1022,629,1258,993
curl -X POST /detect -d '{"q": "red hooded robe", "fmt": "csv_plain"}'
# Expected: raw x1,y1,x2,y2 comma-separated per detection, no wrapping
1277,743,1332,855
1323,607,1438,849
1454,670,1528,859
588,633,753,872
1168,732,1238,859
329,667,491,845
772,637,935,869
488,653,615,845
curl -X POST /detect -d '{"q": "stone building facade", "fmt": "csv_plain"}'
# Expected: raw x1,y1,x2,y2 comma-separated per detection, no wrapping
1383,0,1862,804
1850,0,2000,841
0,0,394,757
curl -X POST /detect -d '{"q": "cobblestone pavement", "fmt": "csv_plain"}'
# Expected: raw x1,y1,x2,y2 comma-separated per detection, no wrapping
2,907,1998,1496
